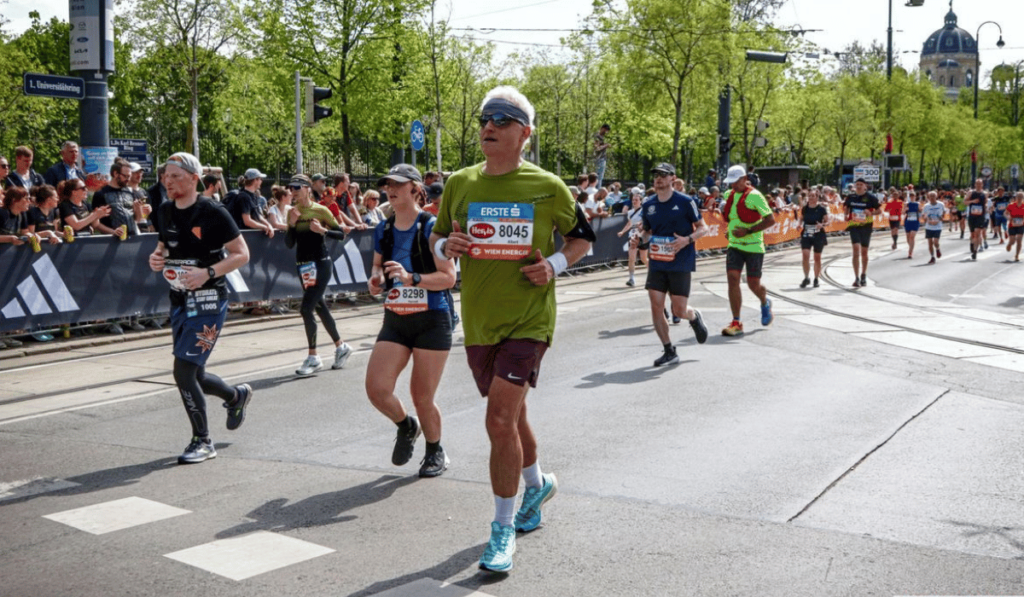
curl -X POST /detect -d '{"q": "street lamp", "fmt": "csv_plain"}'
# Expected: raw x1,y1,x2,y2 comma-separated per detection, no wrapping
971,20,1005,181
884,1,926,188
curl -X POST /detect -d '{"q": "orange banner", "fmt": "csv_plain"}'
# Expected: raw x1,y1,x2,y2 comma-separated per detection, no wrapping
694,204,884,251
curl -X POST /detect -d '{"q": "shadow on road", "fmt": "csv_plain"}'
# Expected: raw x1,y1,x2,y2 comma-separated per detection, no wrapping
596,326,653,340
346,542,489,597
576,362,697,389
944,519,1024,558
215,474,419,539
0,456,178,506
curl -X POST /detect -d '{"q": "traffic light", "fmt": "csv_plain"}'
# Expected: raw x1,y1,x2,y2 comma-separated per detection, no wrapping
304,81,333,126
754,120,769,148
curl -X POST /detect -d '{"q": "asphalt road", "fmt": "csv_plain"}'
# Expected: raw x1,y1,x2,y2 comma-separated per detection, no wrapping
2,232,1024,597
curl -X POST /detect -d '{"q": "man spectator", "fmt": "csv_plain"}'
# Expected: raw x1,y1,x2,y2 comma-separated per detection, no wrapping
201,173,222,200
593,124,611,188
585,172,598,198
227,168,274,237
5,146,45,191
44,141,86,186
311,173,327,201
709,186,722,208
424,171,441,187
704,168,717,190
422,182,443,215
747,166,760,189
329,172,363,226
148,165,168,232
721,165,775,337
127,162,154,232
91,159,140,238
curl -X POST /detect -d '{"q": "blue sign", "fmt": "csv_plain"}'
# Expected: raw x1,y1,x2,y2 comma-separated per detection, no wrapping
110,138,149,154
23,73,85,100
411,120,425,151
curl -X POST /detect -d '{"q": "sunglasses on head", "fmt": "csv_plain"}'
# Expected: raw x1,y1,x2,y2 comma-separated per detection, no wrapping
479,112,526,129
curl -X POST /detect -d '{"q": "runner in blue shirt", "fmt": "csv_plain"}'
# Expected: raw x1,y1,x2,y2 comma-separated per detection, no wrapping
903,191,921,259
631,163,709,366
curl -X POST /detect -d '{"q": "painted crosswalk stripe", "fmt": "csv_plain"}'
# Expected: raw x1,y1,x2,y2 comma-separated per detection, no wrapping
164,531,334,581
43,496,190,535
0,477,80,503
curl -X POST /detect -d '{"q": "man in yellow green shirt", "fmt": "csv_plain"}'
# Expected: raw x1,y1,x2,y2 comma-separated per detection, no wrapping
721,165,775,336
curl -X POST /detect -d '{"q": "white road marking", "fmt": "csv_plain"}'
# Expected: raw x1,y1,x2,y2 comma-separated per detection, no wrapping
0,477,80,503
43,496,190,535
164,531,334,581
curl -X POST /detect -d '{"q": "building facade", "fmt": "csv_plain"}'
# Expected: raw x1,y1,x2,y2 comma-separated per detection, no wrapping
919,5,978,101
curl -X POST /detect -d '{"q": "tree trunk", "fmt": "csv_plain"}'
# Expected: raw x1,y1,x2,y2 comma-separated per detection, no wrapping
190,71,200,159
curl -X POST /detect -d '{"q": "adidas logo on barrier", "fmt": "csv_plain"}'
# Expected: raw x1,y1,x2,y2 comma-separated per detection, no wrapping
1,255,80,319
329,240,369,286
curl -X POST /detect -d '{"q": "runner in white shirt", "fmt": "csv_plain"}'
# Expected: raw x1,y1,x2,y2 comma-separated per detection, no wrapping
921,191,946,265
616,191,648,286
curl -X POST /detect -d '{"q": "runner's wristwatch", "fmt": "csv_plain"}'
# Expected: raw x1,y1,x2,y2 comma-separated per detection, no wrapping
207,266,217,279
411,273,422,287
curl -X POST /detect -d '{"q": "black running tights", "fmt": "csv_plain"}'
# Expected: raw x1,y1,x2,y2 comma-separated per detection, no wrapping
173,357,236,438
300,258,341,351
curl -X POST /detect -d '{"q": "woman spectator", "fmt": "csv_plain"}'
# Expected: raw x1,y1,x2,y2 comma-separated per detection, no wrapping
363,190,386,225
349,183,365,217
266,185,293,231
616,191,649,287
58,179,111,237
26,185,65,244
1,186,35,245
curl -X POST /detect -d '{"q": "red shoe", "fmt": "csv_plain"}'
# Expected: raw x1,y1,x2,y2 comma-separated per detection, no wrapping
936,249,941,259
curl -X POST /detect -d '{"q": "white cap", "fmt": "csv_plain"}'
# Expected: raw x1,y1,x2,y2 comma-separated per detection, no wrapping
698,186,709,195
722,165,747,185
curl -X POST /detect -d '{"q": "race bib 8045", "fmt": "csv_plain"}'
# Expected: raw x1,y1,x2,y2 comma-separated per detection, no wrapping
467,202,534,260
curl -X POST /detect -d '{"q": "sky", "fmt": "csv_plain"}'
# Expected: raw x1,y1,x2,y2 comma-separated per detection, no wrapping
5,0,1024,76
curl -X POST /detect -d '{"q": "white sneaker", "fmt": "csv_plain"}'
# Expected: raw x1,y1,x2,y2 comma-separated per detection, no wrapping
296,355,323,376
332,342,352,370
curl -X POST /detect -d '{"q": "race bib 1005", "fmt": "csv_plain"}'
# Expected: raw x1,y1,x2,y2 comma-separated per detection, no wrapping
648,235,677,262
385,285,428,315
467,202,534,260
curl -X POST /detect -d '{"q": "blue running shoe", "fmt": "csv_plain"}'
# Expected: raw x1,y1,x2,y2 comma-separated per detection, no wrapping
760,298,773,327
514,472,558,532
479,521,516,572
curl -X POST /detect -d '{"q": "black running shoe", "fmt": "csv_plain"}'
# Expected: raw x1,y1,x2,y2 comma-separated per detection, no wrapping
225,384,252,431
860,274,867,286
419,446,450,478
392,416,421,466
800,278,810,288
654,350,680,367
972,251,977,260
689,309,708,344
813,278,820,288
852,278,861,288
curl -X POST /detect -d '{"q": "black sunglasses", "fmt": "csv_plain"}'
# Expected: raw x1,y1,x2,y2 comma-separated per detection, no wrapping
287,185,303,191
479,113,525,129
0,163,8,168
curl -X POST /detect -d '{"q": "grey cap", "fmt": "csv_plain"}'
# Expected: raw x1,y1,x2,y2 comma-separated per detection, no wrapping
311,173,326,182
164,152,202,176
651,162,676,175
244,168,267,180
377,163,423,186
288,174,312,188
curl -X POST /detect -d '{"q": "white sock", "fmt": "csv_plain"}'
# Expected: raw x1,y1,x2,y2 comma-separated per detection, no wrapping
522,462,543,489
494,496,516,527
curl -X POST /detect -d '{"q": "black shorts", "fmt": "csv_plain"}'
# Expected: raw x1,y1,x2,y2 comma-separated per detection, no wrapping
376,309,452,351
848,226,873,246
637,240,651,250
952,210,962,220
925,229,942,239
888,220,901,230
800,233,827,253
1009,226,1024,236
968,216,987,231
466,338,549,397
726,247,764,278
645,269,692,296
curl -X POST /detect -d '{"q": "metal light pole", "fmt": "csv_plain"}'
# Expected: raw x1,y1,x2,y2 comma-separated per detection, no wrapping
884,0,926,189
972,21,1005,182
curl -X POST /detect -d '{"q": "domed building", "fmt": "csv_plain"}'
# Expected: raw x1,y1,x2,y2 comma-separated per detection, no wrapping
919,3,978,101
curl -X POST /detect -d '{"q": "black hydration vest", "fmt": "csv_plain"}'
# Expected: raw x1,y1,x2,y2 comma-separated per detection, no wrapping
379,211,438,291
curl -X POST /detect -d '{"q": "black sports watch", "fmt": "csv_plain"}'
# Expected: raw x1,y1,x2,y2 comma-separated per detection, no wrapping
206,266,217,279
411,273,422,287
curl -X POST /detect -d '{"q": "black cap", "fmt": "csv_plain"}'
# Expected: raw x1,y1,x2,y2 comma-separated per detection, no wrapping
377,163,423,187
855,177,867,184
651,163,676,175
426,182,444,199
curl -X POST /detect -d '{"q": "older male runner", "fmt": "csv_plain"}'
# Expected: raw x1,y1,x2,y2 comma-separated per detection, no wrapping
430,86,595,573
721,165,775,336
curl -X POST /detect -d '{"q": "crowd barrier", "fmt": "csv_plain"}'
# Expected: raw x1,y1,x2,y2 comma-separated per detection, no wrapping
0,230,376,333
0,204,889,333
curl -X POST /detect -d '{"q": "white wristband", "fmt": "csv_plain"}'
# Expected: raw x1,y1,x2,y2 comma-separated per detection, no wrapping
434,237,450,260
545,252,568,276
